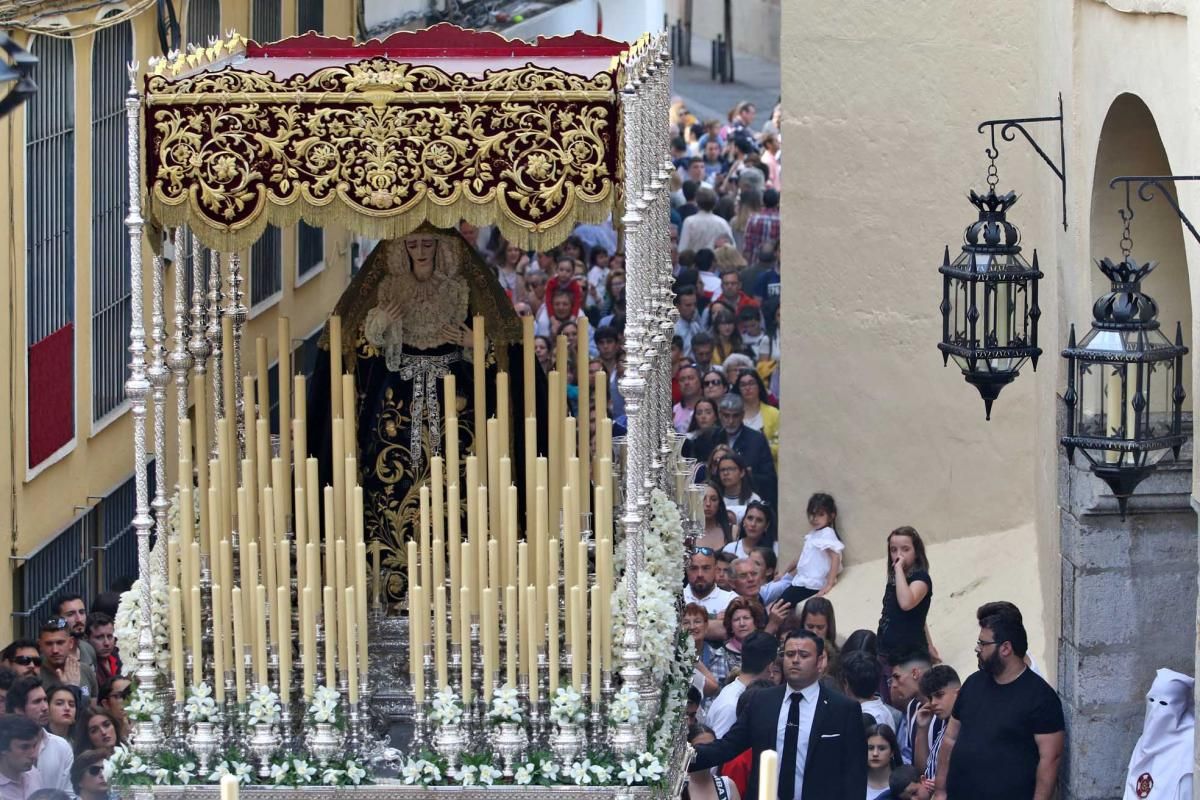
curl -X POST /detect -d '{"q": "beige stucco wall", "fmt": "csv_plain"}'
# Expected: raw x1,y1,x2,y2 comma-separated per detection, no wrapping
780,0,1200,679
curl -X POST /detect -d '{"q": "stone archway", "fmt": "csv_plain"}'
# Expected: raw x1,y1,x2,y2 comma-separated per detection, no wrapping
1059,92,1196,800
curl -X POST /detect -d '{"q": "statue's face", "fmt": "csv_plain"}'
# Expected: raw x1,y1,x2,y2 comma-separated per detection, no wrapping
405,235,438,279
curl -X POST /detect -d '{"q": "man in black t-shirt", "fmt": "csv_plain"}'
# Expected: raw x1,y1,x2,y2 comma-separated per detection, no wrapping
934,611,1064,800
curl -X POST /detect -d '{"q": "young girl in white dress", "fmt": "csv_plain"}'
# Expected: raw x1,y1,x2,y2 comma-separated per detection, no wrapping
782,492,844,607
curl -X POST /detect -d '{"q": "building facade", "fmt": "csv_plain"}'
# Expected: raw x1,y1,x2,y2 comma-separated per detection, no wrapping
0,0,356,642
783,1,1199,797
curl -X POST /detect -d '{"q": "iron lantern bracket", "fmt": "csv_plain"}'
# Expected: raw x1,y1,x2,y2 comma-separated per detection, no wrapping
977,93,1067,231
1108,175,1200,248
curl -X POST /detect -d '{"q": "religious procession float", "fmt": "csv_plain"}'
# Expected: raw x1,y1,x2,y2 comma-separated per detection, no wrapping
109,22,702,800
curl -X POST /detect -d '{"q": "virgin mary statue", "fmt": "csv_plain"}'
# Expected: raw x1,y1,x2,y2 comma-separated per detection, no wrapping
308,223,542,605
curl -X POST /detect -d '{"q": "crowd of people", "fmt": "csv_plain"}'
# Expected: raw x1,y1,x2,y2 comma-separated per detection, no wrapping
0,592,130,800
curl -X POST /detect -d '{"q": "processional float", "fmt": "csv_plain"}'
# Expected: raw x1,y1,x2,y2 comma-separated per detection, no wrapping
113,23,706,798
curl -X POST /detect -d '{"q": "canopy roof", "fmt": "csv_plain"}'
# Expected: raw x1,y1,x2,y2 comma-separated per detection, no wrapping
142,25,642,251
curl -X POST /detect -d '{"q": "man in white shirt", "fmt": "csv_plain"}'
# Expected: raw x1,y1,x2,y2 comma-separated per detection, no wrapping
0,714,41,800
6,678,72,798
678,187,734,254
705,632,777,737
683,550,735,640
842,651,902,730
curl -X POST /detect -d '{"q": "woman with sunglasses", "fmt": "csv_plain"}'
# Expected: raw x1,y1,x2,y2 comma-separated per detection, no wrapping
74,707,124,756
697,482,736,550
713,452,760,525
45,684,78,741
70,750,111,800
701,369,729,402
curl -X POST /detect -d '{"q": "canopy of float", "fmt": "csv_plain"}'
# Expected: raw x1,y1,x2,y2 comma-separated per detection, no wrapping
141,24,638,252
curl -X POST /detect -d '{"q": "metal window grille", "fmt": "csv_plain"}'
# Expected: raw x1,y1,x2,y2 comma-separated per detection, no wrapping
186,0,221,45
91,21,133,421
297,0,323,35
297,221,323,279
251,224,282,307
252,0,282,42
95,461,156,595
25,36,75,350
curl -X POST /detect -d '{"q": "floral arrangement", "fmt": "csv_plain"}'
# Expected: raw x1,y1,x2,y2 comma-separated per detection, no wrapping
608,685,642,727
270,755,367,787
106,746,232,788
549,685,586,727
125,686,164,724
399,754,445,786
486,684,523,725
246,685,281,727
306,685,341,727
611,488,686,687
205,755,256,785
184,682,219,724
427,688,464,728
396,748,666,788
564,757,615,785
617,752,666,786
449,754,504,786
113,572,170,677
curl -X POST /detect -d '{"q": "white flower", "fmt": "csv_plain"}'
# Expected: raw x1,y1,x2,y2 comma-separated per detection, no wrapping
232,761,254,783
153,768,171,785
125,688,164,723
345,760,366,785
429,688,464,727
514,764,535,785
590,763,613,784
322,768,345,785
185,683,219,723
208,762,230,783
454,764,477,786
400,760,423,785
174,763,196,784
247,685,282,726
422,761,442,782
270,761,290,783
539,758,560,781
477,764,501,785
307,685,341,725
550,686,586,726
609,686,642,725
637,753,665,782
566,759,593,785
292,759,316,782
487,683,523,724
618,758,640,785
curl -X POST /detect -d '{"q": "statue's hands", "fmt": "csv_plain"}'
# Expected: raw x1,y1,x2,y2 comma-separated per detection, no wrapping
441,322,474,348
379,300,404,325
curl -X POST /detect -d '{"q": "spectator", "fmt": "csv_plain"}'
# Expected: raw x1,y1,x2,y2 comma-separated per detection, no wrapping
887,651,936,767
583,247,610,311
83,616,117,687
674,286,707,358
682,603,720,700
523,270,548,317
693,248,723,298
684,399,721,461
43,687,76,742
700,138,725,183
73,709,121,757
673,364,704,434
731,188,761,252
890,764,934,800
843,650,902,730
734,370,778,461
877,527,935,668
798,597,841,687
683,549,736,634
715,269,759,315
678,188,735,254
533,335,553,374
677,180,701,223
96,678,131,737
37,621,96,702
729,101,757,142
27,791,68,800
710,394,777,506
698,483,734,550
0,645,39,680
0,672,13,712
782,493,844,605
692,629,868,800
759,136,781,190
743,188,781,263
686,723,741,800
736,306,769,359
866,723,903,800
5,679,71,796
0,714,42,800
975,601,1045,678
713,453,762,527
714,550,737,593
915,665,960,783
68,750,108,800
698,363,725,400
710,311,745,365
936,612,1065,800
706,629,776,737
52,597,95,671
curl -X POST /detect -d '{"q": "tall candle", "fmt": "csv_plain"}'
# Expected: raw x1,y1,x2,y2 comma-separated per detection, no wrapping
335,539,348,680
562,485,575,593
189,542,201,617
301,586,315,699
212,583,226,703
593,371,607,478
355,535,369,679
547,585,559,694
506,484,519,591
526,585,539,705
496,372,510,460
307,460,320,575
323,585,338,690
190,585,203,687
434,584,448,689
486,420,500,546
419,486,432,595
522,315,535,419
465,456,479,575
255,337,269,414
254,584,268,685
345,586,358,703
323,487,336,599
577,317,591,516
331,419,346,542
524,417,537,539
193,374,210,554
221,316,235,429
278,584,291,704
460,585,472,704
295,487,308,597
472,316,487,472
571,585,584,689
505,585,517,687
517,542,530,648
448,483,461,642
461,541,475,620
431,456,444,543
231,586,247,703
412,584,426,705
220,772,239,800
548,372,561,535
278,316,292,494
590,585,601,704
243,541,258,675
166,539,179,605
169,586,184,701
329,315,343,418
342,373,357,461
432,538,445,595
488,538,500,595
178,487,194,631
477,485,489,596
481,586,496,700
445,416,459,490
262,491,278,644
271,455,288,542
254,416,269,532
536,485,549,631
306,543,320,624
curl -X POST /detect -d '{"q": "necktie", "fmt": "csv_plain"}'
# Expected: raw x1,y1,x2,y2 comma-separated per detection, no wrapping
778,692,802,800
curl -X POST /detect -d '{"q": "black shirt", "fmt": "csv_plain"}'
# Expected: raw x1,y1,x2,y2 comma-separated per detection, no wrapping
877,570,931,661
947,668,1065,800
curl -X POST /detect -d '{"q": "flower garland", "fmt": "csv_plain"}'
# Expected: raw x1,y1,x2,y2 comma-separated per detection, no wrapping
184,682,219,724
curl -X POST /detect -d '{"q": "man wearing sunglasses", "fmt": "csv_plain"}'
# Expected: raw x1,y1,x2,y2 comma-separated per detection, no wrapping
37,620,97,703
0,644,40,680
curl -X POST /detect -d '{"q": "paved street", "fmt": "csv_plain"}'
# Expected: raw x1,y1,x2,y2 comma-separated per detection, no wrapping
671,34,780,125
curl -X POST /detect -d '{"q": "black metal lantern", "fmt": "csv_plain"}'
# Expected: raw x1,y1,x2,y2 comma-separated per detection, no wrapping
939,188,1043,419
1061,256,1187,517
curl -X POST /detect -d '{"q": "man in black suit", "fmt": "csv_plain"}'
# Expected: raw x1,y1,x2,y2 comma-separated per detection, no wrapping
708,393,777,505
692,629,867,800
